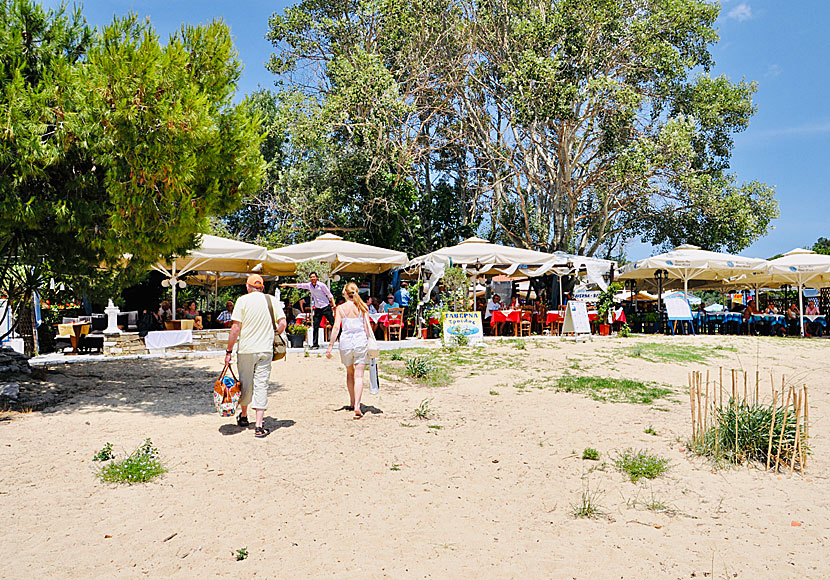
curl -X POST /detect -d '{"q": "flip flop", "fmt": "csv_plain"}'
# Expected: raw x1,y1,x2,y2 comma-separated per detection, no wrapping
353,410,363,420
254,426,270,438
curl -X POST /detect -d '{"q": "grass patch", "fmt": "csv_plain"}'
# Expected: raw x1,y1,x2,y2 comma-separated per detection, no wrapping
690,399,806,468
614,449,669,482
489,390,499,396
235,548,248,561
582,447,600,461
571,482,605,518
624,342,712,364
644,425,658,436
390,352,404,361
427,424,442,430
555,375,673,405
390,463,402,471
400,422,415,428
380,346,524,387
96,438,167,485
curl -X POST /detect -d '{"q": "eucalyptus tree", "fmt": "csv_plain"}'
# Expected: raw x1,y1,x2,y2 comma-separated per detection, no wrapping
266,0,777,257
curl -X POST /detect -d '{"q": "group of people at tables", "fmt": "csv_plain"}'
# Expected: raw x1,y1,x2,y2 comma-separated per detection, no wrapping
691,298,823,337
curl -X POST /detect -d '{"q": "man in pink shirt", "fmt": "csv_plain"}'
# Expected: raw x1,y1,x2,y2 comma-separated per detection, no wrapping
281,272,335,348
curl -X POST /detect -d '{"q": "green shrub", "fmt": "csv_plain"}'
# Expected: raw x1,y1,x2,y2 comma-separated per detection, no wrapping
413,398,435,420
453,334,469,347
406,356,434,378
692,399,805,467
287,323,307,335
571,482,604,518
390,352,404,361
618,323,631,337
582,447,600,461
93,442,114,462
96,438,167,485
614,449,669,482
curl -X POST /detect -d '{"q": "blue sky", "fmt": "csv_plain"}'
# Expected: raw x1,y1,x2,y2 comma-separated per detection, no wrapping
49,1,829,259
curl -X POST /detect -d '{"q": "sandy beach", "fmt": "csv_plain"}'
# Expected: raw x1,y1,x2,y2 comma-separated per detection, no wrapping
1,334,828,579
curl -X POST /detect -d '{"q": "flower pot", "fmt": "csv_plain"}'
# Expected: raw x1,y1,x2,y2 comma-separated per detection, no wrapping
288,333,305,348
599,323,611,336
420,328,427,339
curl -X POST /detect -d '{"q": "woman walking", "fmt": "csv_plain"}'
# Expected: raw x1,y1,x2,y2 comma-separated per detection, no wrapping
326,282,373,419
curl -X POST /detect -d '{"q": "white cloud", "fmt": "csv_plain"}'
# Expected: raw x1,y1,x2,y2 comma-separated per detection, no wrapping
764,64,781,79
727,3,753,22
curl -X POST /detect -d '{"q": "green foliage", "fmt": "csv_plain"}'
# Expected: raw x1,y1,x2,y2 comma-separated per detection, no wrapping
555,376,673,405
625,342,711,364
597,282,623,319
296,260,331,283
406,357,434,379
582,447,600,461
453,334,469,347
287,323,307,335
812,237,830,255
0,1,264,310
489,390,499,396
235,548,248,561
644,425,659,436
614,449,669,482
441,267,470,312
265,0,775,259
96,439,167,484
92,443,114,462
390,352,404,361
618,323,632,337
413,398,435,420
691,400,805,467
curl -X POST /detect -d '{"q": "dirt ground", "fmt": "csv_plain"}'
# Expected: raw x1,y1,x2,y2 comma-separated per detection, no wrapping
1,334,828,579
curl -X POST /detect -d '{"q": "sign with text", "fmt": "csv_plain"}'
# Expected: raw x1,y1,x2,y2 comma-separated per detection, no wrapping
665,297,693,321
561,300,592,335
442,311,484,344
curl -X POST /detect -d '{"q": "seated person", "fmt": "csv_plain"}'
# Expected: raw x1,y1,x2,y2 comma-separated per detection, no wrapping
182,301,203,330
158,300,173,322
485,294,502,320
366,297,378,315
742,299,760,323
805,300,820,315
786,303,800,320
380,294,399,312
765,302,779,315
805,299,822,337
216,300,234,328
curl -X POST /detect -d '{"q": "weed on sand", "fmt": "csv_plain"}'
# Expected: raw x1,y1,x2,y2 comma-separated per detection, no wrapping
96,438,167,485
571,481,605,519
614,449,669,482
555,375,673,405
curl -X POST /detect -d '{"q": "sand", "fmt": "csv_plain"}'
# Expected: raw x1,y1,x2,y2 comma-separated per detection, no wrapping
1,334,828,579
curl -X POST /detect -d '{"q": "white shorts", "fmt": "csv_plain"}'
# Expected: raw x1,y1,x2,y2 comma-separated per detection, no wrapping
236,352,272,409
339,345,368,367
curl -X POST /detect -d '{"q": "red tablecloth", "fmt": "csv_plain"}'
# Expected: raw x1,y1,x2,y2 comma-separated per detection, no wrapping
490,309,521,325
546,311,564,324
369,313,389,326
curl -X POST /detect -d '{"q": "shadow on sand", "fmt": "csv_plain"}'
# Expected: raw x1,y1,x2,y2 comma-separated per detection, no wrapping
218,418,296,436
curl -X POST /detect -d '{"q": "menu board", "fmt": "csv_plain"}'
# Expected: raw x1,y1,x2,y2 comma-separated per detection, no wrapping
665,298,693,321
561,301,591,335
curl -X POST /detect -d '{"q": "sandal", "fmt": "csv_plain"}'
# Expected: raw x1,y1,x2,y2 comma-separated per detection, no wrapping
237,414,249,427
254,426,270,438
353,410,363,420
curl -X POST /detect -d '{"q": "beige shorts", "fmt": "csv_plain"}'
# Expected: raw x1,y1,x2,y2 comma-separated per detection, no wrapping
339,345,369,367
236,352,272,409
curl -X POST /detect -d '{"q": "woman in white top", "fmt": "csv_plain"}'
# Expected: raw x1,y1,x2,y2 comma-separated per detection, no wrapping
326,282,374,419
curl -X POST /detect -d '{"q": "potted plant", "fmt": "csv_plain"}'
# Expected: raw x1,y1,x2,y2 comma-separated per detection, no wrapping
642,312,658,334
628,312,642,333
287,323,307,348
596,282,621,336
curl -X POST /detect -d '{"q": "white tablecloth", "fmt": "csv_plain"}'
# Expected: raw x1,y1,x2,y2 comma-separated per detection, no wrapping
144,330,193,350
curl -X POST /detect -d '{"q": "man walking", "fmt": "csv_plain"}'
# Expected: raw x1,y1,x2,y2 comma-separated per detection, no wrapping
281,272,335,349
225,274,286,438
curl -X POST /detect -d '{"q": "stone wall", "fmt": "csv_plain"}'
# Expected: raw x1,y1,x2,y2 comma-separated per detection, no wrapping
103,330,230,356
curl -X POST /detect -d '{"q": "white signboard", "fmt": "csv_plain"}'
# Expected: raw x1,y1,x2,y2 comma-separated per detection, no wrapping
572,290,601,302
665,297,693,321
561,300,592,335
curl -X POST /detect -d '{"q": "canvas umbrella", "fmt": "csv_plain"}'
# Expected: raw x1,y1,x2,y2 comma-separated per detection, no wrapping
618,244,768,298
264,233,408,276
739,248,830,337
152,235,268,314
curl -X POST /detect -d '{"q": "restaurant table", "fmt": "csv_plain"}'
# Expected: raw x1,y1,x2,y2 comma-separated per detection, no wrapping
144,330,193,351
491,309,522,336
56,322,90,356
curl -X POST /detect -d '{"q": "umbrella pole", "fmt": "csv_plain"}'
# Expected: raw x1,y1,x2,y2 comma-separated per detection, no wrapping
171,261,177,317
799,283,805,338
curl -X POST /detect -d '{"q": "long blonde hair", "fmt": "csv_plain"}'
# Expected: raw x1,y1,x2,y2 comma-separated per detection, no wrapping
342,282,368,313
